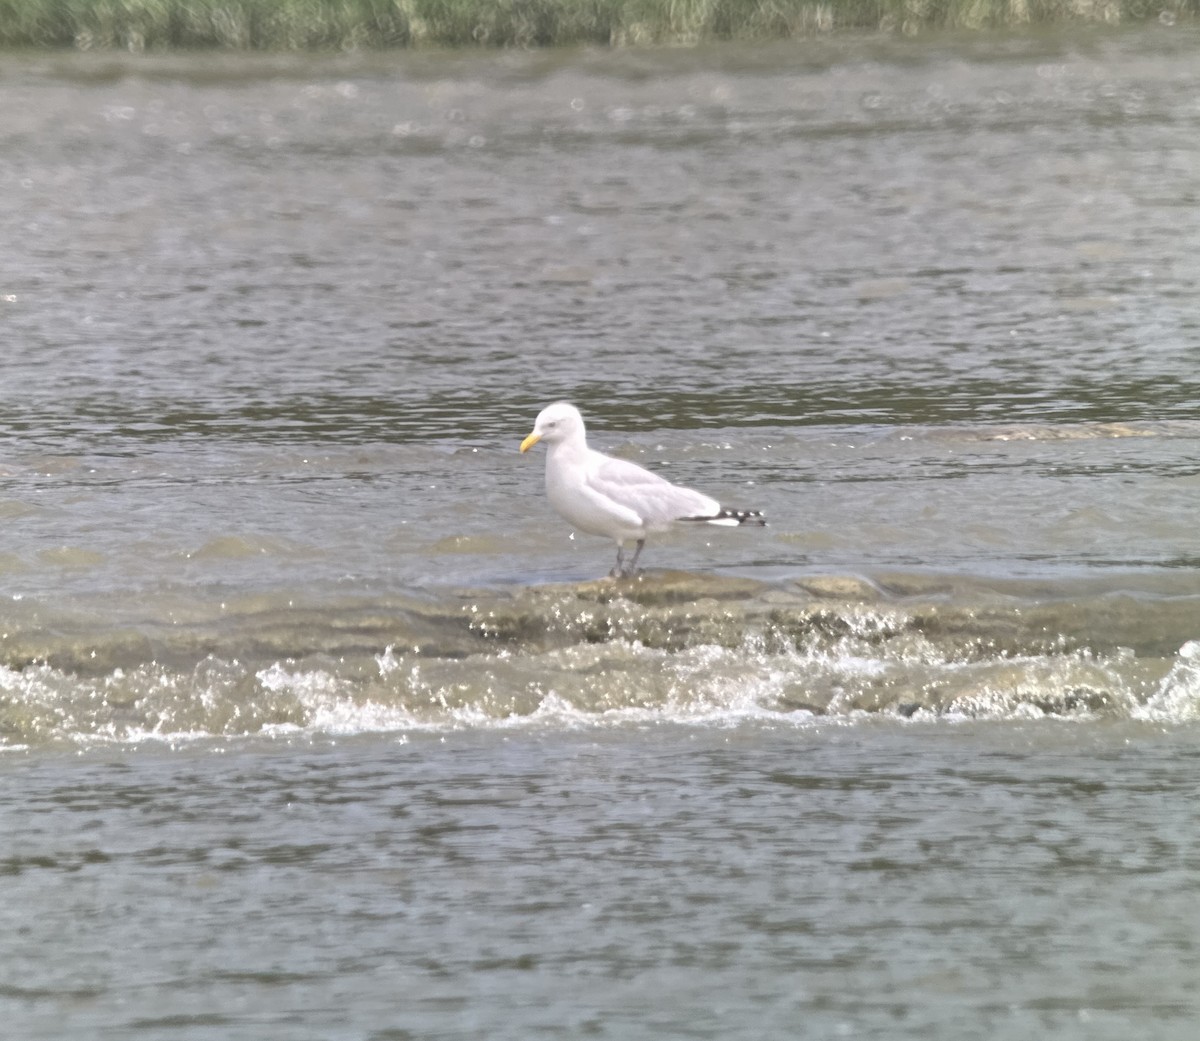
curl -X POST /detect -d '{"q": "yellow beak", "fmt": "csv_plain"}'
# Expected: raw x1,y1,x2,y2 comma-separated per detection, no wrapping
519,431,541,453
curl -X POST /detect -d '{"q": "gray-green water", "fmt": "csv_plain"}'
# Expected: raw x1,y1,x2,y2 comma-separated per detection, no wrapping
5,726,1200,1040
2,26,1199,1039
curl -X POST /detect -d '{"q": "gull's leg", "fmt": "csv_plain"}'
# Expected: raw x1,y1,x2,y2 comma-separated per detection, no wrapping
625,538,646,575
609,543,625,579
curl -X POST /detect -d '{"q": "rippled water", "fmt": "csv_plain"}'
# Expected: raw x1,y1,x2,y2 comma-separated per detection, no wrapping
2,26,1199,1039
5,726,1200,1040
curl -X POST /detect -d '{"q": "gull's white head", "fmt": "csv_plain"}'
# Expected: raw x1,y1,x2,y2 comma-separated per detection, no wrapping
520,401,585,453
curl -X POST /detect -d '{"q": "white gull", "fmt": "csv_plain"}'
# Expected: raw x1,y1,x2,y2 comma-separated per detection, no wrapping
520,401,765,577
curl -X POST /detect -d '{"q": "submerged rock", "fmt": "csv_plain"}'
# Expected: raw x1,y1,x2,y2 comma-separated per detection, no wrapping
571,569,770,606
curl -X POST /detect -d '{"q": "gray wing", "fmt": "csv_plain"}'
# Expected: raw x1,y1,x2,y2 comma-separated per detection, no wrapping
588,451,720,527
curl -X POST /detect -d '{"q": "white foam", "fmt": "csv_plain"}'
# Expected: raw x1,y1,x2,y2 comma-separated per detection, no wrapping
3,624,1195,749
1137,640,1200,723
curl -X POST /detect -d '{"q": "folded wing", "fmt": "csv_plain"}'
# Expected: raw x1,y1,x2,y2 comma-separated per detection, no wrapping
588,452,721,529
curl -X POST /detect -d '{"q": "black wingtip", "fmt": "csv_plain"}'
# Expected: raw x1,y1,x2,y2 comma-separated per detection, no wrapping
725,509,767,527
680,508,767,527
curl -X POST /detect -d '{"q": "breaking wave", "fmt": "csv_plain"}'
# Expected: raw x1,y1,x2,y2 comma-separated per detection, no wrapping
2,571,1197,747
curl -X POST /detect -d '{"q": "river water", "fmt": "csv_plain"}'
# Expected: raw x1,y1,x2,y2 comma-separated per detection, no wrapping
2,25,1199,1039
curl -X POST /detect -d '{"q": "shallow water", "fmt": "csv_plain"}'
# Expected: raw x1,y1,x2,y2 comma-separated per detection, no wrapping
4,726,1200,1040
1,25,1199,1039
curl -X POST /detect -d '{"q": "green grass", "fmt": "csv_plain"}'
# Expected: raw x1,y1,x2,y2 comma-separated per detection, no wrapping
0,0,1193,49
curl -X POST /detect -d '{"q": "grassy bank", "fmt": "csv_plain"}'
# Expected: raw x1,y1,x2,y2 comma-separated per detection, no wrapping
0,0,1194,49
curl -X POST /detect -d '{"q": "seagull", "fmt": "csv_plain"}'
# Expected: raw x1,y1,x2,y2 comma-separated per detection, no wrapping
519,401,765,577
